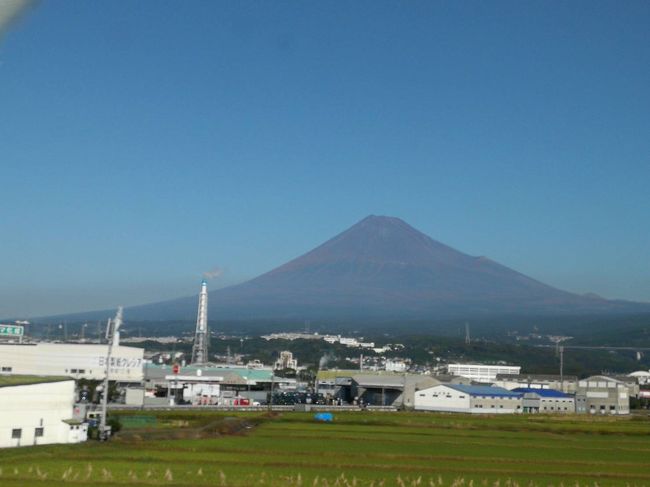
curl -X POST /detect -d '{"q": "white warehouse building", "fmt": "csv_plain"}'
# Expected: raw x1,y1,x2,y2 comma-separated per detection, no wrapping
415,384,522,414
0,343,144,382
0,376,87,448
447,363,521,383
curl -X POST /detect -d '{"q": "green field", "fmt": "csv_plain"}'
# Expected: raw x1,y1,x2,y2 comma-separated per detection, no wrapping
1,411,650,486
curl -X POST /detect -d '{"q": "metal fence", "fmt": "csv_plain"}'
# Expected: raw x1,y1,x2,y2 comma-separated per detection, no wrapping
108,404,396,412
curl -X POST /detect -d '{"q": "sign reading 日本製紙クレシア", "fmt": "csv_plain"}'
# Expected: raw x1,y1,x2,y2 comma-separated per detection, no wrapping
0,325,24,336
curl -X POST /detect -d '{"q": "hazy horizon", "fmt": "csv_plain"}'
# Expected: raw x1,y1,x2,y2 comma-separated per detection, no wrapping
2,2,649,318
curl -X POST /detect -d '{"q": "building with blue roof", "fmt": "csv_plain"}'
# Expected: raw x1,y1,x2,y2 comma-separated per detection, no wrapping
448,384,523,398
512,387,575,413
512,387,569,398
414,383,523,414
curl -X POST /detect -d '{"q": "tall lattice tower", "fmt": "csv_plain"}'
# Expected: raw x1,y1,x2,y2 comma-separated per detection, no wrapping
191,280,209,365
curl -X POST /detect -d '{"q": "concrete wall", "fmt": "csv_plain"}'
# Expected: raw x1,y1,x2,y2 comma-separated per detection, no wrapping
125,388,145,406
538,396,574,413
0,380,87,448
521,394,575,413
469,395,521,413
576,377,630,415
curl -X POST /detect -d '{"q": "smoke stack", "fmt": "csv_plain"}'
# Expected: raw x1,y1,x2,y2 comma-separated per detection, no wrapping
191,280,209,365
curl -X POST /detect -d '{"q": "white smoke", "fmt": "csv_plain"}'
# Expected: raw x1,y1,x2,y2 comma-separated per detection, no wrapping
0,0,38,40
318,354,332,370
202,267,224,280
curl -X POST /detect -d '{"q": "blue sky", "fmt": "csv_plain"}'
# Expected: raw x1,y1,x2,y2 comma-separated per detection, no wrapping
1,1,649,317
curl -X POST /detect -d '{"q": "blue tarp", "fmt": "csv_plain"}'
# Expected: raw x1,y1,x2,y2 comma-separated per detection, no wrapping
314,412,333,422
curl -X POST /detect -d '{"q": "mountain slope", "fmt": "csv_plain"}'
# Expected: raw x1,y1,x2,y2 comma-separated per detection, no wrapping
119,215,648,321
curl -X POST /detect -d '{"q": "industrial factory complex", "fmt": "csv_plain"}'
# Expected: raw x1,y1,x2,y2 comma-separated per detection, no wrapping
1,280,649,448
315,368,638,415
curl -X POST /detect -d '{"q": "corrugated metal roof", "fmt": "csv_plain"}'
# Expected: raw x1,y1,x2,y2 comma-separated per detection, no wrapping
585,375,628,384
352,374,435,388
496,373,578,381
145,364,274,382
512,387,570,398
316,369,360,380
447,384,522,397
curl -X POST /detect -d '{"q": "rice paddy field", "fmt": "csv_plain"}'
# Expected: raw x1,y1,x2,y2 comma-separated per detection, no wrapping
1,410,649,486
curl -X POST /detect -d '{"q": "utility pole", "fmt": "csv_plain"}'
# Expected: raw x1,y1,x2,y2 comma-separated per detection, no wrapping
551,337,564,357
465,323,471,345
559,347,564,392
99,307,122,441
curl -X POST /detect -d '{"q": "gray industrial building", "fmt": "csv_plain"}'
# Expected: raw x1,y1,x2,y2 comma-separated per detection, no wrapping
513,387,575,413
351,374,439,408
575,375,631,415
316,370,472,407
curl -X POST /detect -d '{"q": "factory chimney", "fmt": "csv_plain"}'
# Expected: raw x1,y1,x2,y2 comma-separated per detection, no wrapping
191,280,209,365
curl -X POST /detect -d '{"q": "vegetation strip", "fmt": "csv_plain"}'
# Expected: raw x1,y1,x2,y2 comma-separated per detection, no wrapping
251,430,650,454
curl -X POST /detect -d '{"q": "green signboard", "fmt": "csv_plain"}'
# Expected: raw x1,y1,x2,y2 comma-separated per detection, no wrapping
0,325,24,336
